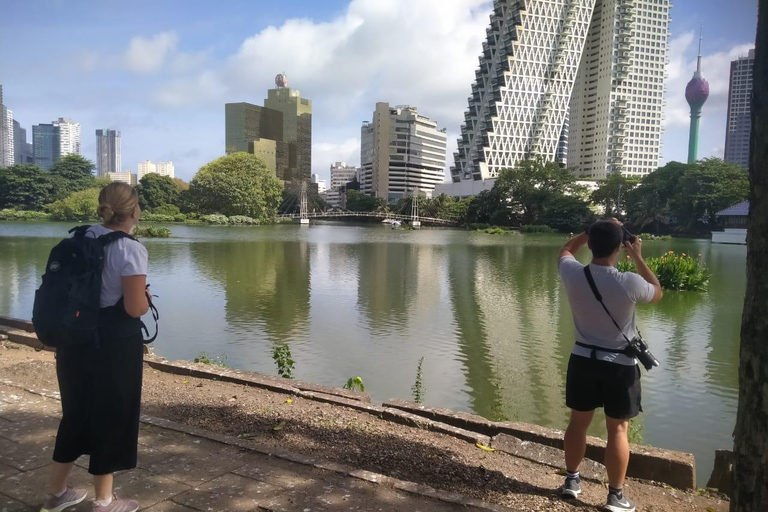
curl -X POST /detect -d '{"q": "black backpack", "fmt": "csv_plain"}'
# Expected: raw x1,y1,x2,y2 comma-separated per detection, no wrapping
32,225,158,348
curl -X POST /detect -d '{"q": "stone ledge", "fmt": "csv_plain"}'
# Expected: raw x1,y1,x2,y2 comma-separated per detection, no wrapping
384,398,696,490
382,408,491,446
0,326,52,352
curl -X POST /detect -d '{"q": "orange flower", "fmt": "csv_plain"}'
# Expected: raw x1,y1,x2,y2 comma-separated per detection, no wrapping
681,253,686,257
667,250,674,255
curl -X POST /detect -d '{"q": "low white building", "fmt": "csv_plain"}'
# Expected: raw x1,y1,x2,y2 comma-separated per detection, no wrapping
107,171,137,186
138,160,175,181
713,201,748,245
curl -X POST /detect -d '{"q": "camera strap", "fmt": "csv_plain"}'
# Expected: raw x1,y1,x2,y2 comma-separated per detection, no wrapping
580,266,634,358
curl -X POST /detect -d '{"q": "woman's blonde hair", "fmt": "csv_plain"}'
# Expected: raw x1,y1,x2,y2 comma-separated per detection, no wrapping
97,182,139,225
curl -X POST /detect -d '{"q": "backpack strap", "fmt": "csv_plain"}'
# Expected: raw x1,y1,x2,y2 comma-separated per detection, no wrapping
141,298,160,344
69,225,92,237
581,266,634,359
97,230,137,247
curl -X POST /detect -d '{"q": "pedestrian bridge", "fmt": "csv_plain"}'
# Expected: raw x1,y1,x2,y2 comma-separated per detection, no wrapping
277,211,458,226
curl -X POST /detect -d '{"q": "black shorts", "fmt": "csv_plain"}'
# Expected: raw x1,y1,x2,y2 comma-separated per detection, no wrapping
565,354,642,420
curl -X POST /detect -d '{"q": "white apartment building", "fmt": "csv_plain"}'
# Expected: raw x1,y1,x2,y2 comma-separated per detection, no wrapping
724,49,755,169
53,118,81,158
137,160,156,181
157,161,175,179
138,160,175,181
311,173,327,193
451,0,670,184
360,103,447,200
330,161,358,189
107,171,137,186
0,86,13,167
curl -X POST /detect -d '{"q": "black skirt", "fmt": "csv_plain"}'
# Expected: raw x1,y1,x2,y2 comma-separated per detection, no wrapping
53,308,144,475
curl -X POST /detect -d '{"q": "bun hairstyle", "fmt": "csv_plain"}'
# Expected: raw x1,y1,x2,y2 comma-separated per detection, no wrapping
97,182,139,225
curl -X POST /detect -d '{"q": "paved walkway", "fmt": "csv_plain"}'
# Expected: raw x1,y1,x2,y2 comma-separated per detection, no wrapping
0,384,478,512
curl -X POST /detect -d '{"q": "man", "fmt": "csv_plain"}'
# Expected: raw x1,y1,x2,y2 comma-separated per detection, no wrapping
557,219,663,512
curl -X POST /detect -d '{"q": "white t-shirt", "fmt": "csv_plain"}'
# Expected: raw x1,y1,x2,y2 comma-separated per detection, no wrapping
84,225,148,308
559,256,656,366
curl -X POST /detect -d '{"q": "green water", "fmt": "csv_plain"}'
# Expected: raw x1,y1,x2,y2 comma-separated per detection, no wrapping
0,222,745,484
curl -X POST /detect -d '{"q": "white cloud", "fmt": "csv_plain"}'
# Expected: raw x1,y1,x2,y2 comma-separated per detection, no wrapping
312,138,361,181
124,32,179,73
152,0,492,175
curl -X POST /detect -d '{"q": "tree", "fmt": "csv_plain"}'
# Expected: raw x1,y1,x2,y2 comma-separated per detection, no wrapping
591,172,639,217
185,152,283,222
49,155,97,198
46,188,100,221
345,190,378,212
136,173,179,211
0,164,60,210
542,195,595,233
493,158,580,225
732,4,768,510
173,177,189,192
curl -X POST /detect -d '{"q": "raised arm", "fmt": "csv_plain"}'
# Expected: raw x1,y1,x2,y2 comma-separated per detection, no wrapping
559,232,589,259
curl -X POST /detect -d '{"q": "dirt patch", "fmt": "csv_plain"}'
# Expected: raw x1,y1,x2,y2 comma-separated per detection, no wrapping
0,343,729,512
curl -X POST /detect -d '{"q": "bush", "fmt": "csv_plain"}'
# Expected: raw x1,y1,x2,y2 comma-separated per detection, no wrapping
616,251,710,291
521,225,555,233
46,188,100,221
141,213,177,223
477,226,510,235
133,226,171,238
201,214,229,225
228,215,259,225
639,233,672,241
0,209,52,221
153,203,181,216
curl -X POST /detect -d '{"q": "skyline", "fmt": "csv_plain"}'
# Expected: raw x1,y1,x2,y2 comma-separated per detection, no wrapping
0,0,759,183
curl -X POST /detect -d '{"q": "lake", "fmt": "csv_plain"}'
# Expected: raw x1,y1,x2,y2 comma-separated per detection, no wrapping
0,221,745,484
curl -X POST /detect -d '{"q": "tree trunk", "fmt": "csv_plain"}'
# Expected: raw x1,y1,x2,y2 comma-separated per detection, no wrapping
731,2,768,510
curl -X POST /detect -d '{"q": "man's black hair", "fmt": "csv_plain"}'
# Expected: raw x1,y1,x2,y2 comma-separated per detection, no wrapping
588,220,623,258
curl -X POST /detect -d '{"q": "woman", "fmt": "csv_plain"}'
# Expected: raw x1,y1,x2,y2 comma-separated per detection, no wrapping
41,182,149,512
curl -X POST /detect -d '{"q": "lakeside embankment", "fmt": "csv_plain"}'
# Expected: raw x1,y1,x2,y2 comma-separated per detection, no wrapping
0,321,730,511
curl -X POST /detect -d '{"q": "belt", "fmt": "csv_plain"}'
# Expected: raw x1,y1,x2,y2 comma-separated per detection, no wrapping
574,341,633,359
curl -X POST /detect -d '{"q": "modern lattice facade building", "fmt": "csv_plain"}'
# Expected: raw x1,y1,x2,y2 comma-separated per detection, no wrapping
724,49,754,170
451,0,670,183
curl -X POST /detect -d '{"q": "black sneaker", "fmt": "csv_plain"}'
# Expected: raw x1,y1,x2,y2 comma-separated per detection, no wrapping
558,477,581,499
604,493,636,512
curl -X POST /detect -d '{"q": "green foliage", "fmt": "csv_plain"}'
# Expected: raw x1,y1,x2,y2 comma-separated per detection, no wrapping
542,195,595,233
228,215,259,225
186,152,283,222
343,376,366,393
411,357,425,404
141,212,177,223
477,226,510,235
628,418,644,444
0,209,52,221
173,177,189,192
194,352,229,368
639,233,672,241
0,165,60,210
201,214,229,225
520,225,555,233
134,226,171,238
46,188,100,221
49,155,97,198
153,203,181,216
591,173,639,217
616,251,710,291
137,173,179,211
625,159,748,232
345,190,379,212
272,344,295,379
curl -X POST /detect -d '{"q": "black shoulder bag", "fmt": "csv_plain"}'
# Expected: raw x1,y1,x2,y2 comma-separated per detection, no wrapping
577,266,660,371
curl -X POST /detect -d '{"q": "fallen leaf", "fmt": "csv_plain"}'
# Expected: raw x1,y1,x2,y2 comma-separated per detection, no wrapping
238,432,258,439
286,398,293,404
182,380,189,384
476,443,496,452
273,421,286,432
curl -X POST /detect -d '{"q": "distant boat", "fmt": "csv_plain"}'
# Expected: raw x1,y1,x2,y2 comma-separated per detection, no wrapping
391,220,402,228
382,218,396,224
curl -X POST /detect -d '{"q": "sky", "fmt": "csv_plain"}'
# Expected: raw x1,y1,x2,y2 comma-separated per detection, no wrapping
0,0,759,183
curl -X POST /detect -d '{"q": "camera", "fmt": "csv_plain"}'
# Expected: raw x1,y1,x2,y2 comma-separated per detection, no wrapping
622,226,637,245
627,336,659,371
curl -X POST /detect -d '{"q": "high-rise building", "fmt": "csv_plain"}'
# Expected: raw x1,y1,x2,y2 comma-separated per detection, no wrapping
33,124,57,170
360,103,447,200
13,120,34,164
224,73,312,184
96,129,121,177
137,159,156,181
311,173,327,193
0,85,13,168
685,32,709,164
724,49,755,169
451,0,671,183
156,161,175,179
53,118,81,158
330,161,358,189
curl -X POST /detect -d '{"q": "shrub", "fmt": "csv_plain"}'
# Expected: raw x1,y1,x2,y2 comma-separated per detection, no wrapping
194,352,229,368
46,188,100,221
141,213,177,223
639,233,672,241
134,226,171,238
153,203,181,216
343,376,365,392
272,344,295,379
477,226,510,235
228,215,259,225
617,251,710,291
201,214,229,225
0,209,52,221
521,224,555,233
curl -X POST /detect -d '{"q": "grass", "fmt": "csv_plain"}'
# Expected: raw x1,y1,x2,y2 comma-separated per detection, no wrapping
617,250,710,291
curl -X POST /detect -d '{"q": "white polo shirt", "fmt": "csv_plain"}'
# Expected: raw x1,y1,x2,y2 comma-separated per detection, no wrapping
558,256,656,366
85,225,148,308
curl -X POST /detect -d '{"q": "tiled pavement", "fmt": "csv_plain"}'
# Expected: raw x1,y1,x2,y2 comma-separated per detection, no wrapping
0,385,477,512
